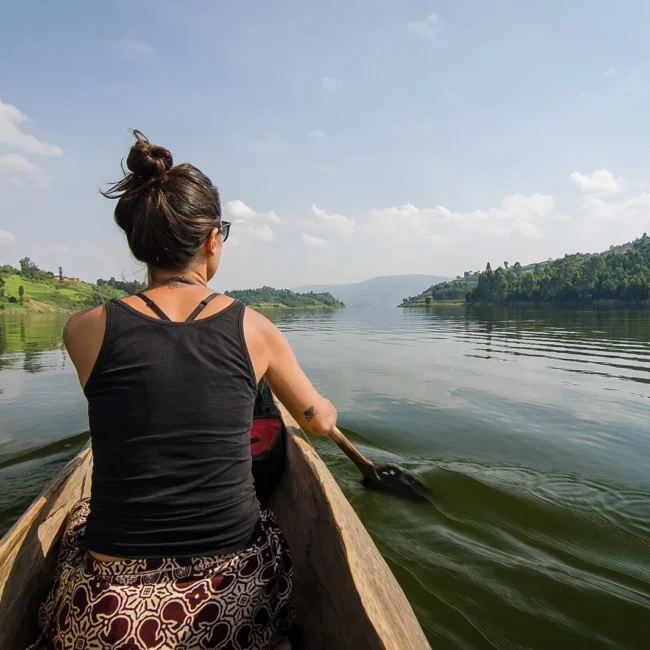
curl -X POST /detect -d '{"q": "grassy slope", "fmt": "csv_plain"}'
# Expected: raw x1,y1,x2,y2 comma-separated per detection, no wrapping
1,276,339,313
1,275,125,313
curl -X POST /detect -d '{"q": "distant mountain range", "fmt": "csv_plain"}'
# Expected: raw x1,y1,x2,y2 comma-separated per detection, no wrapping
293,274,449,308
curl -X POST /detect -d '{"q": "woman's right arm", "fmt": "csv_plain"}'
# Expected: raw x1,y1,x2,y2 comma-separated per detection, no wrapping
245,309,337,436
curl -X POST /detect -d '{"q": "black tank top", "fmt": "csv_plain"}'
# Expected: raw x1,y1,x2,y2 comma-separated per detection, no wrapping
83,296,260,558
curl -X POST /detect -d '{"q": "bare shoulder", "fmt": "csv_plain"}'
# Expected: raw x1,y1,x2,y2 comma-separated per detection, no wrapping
63,305,106,350
242,306,285,344
63,305,106,339
63,304,109,386
243,306,274,333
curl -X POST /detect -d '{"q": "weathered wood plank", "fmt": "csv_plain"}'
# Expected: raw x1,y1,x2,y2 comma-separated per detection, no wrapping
0,446,93,649
271,403,430,650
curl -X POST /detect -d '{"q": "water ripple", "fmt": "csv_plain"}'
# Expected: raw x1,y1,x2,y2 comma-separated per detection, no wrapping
2,306,650,650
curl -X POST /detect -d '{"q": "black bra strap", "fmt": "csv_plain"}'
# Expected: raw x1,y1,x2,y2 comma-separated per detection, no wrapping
185,293,219,322
135,292,172,321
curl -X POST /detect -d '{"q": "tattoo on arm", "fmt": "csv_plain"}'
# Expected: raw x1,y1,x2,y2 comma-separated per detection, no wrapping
303,406,318,422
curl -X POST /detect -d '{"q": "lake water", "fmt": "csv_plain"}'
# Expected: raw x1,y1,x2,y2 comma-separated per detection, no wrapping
1,306,649,649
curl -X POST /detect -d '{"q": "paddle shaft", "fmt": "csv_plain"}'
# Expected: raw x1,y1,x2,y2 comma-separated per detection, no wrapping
328,426,432,501
328,426,380,482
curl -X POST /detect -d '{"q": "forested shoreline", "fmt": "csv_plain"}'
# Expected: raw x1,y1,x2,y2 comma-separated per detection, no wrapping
401,235,650,307
224,286,344,308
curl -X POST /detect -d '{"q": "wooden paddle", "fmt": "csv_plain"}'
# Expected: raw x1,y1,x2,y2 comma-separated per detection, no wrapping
329,426,381,482
328,426,434,502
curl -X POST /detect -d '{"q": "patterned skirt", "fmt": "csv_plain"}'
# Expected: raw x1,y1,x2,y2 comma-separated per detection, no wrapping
29,499,297,650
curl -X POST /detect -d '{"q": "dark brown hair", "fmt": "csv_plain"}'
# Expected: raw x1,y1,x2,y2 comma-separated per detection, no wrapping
102,130,222,270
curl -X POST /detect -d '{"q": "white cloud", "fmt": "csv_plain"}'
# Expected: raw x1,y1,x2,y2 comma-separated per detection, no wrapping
309,130,324,139
225,200,281,225
407,13,442,42
366,193,553,241
223,200,281,244
511,221,542,238
603,66,617,77
580,191,650,223
501,193,555,218
367,204,447,241
0,229,15,246
0,152,40,172
0,100,63,157
251,224,276,242
228,222,277,246
305,193,552,247
0,100,62,190
109,39,153,59
0,153,52,188
225,200,257,219
311,204,356,237
301,233,327,248
569,169,622,195
321,77,343,93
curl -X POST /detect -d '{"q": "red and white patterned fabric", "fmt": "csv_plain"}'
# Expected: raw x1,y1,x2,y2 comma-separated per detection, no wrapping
29,499,296,650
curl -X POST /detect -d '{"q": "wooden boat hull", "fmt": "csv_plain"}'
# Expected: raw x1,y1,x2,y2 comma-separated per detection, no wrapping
0,400,430,650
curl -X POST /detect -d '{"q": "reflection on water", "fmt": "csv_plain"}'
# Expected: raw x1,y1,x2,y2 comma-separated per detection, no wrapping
0,313,67,373
1,306,649,649
0,314,87,463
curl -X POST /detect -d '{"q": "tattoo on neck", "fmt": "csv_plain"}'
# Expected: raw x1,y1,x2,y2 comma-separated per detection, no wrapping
151,276,203,288
303,406,317,422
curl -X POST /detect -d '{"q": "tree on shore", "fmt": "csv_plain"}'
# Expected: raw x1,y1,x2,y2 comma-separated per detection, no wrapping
403,234,650,306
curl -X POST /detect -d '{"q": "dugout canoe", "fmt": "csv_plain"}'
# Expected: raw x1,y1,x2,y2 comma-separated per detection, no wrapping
0,387,430,650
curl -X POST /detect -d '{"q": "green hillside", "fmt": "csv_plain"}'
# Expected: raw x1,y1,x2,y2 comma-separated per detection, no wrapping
0,260,126,313
224,286,344,309
0,259,345,314
401,234,650,307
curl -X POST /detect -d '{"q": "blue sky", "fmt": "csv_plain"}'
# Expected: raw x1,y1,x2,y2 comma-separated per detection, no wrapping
1,0,650,289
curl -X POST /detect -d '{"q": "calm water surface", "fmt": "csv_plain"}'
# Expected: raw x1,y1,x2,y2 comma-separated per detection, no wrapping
1,306,649,649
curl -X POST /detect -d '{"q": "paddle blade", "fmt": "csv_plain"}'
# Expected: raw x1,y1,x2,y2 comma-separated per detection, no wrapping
361,463,433,503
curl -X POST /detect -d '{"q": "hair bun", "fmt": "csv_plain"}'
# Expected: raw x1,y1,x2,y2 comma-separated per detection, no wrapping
126,129,173,180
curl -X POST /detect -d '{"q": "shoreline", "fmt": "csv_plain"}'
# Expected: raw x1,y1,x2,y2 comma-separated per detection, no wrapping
250,303,345,311
399,300,465,307
399,299,650,308
0,301,72,315
1,302,346,315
